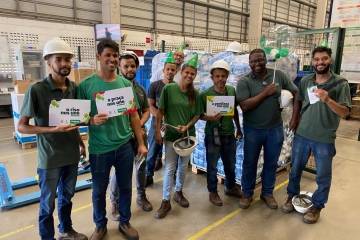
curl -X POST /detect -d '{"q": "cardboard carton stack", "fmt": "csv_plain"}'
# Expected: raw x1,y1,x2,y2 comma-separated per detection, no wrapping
68,62,96,84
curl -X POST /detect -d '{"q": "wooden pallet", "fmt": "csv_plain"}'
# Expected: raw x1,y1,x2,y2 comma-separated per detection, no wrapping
192,163,290,186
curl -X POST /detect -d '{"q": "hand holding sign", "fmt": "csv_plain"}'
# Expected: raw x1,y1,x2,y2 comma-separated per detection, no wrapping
93,113,109,125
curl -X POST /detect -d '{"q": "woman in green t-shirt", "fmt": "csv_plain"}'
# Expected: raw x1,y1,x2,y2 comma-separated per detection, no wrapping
154,60,203,219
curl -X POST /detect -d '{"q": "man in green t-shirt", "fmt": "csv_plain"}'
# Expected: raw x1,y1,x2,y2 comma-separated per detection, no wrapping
154,56,203,219
17,38,87,240
236,48,300,210
77,40,147,240
200,60,243,206
283,47,351,224
109,51,152,219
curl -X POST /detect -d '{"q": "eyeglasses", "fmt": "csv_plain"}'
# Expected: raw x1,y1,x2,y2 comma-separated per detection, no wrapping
249,58,266,64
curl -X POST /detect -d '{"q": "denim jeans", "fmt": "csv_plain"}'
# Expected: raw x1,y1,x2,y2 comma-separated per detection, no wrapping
287,134,335,208
89,141,134,226
163,141,190,200
242,124,284,197
37,162,78,240
146,127,163,177
110,135,148,199
205,134,236,192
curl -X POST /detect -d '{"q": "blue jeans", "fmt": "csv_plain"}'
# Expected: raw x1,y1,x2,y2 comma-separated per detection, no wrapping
146,127,163,177
242,125,284,197
287,134,335,208
110,135,148,199
163,141,190,200
205,135,236,192
89,141,134,226
37,163,78,240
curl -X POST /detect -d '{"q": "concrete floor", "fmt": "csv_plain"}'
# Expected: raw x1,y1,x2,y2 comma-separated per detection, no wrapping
0,117,360,240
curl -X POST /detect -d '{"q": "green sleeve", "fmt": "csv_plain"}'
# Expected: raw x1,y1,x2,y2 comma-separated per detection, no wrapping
336,82,352,108
236,77,250,101
195,91,204,115
20,85,37,118
200,92,207,113
143,88,150,109
77,82,86,100
229,86,238,106
279,71,298,94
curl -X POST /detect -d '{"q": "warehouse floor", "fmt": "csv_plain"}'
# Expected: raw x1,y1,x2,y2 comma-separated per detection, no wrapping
0,117,360,240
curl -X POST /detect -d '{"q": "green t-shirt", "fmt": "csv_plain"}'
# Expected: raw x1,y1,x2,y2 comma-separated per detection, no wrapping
20,76,80,169
200,85,237,135
296,72,351,143
236,68,297,129
77,73,139,154
159,83,203,142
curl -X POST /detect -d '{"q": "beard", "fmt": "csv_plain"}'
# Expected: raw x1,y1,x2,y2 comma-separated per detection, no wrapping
314,64,330,74
53,67,71,76
122,72,136,81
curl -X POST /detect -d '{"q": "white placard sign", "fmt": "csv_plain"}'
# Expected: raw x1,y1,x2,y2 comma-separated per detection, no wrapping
49,99,91,126
94,87,136,117
206,96,235,116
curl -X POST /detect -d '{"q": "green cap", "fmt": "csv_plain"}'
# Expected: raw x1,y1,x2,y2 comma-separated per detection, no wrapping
187,54,198,69
177,45,184,51
165,51,175,63
319,39,329,48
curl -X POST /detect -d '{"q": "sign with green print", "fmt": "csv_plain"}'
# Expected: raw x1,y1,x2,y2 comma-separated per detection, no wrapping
49,99,91,126
206,96,235,116
94,87,136,117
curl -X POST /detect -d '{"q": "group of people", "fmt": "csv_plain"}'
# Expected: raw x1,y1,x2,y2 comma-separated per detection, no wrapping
17,37,351,240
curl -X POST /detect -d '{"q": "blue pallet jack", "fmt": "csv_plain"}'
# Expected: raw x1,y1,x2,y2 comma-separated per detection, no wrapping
0,164,93,210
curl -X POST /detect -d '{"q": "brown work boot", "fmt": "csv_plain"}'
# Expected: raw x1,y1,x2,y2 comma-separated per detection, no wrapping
58,229,88,240
260,195,278,209
118,222,139,240
136,194,153,211
224,187,243,198
239,195,253,209
282,195,295,213
303,206,322,224
145,176,153,187
155,199,171,219
154,158,163,171
110,201,120,221
173,191,189,208
209,191,223,206
89,226,107,240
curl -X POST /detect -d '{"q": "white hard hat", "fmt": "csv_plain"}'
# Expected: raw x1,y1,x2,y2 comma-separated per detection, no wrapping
292,191,313,214
172,130,198,157
279,89,293,108
43,37,74,60
120,51,140,67
226,41,242,53
210,59,230,74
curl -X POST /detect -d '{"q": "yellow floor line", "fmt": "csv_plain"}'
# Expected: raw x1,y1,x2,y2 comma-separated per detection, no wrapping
0,137,13,141
0,225,34,239
0,151,37,160
187,179,289,240
0,177,164,239
0,126,13,129
337,137,359,143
